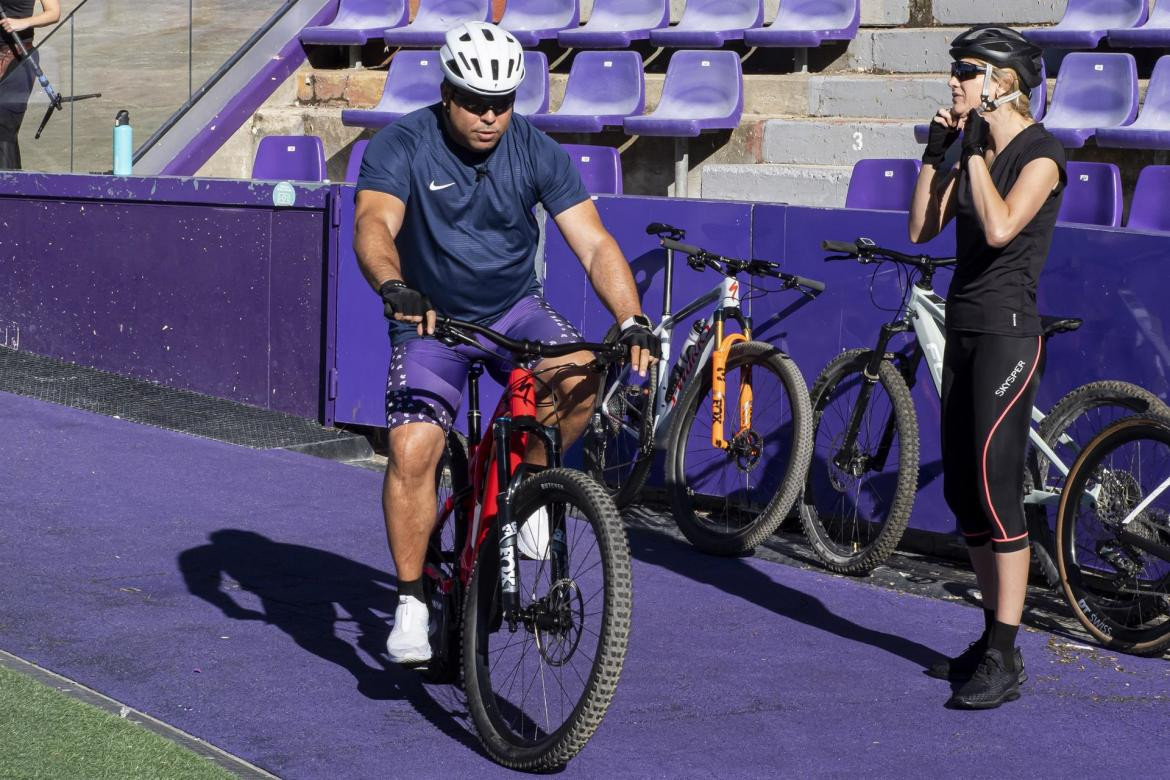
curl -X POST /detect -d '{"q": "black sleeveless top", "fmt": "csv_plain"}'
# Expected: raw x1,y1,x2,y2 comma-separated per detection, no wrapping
1,1,37,41
949,123,1067,337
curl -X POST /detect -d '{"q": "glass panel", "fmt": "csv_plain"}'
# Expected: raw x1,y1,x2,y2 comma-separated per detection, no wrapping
0,0,289,174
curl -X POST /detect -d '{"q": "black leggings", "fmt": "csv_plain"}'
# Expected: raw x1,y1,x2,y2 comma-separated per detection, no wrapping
941,330,1044,553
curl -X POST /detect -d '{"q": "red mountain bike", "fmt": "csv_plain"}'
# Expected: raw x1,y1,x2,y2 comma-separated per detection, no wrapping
420,316,631,771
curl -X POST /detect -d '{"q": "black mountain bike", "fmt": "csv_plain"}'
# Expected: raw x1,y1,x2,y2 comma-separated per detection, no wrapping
1056,413,1170,656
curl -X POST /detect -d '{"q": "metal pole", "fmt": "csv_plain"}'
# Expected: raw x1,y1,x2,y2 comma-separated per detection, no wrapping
188,0,193,98
673,137,689,198
793,47,808,74
69,18,74,171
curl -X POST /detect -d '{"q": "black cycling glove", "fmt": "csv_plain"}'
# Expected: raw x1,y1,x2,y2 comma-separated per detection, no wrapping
921,119,959,167
617,317,661,358
378,280,431,320
960,110,990,172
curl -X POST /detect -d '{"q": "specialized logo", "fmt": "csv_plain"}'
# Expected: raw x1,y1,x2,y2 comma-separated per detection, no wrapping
429,180,455,191
995,360,1027,397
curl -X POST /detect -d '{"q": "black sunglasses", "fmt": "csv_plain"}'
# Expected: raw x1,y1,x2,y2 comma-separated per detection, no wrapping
950,61,985,81
451,88,516,116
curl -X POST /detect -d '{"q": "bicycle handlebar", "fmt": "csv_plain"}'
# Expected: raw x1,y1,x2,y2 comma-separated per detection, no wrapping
821,238,957,269
655,230,826,294
434,316,624,363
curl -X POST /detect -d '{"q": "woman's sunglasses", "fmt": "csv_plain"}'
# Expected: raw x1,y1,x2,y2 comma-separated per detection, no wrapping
451,88,516,116
950,61,985,81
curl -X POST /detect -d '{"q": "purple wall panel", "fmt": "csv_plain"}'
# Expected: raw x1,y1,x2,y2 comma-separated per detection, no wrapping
331,188,1170,544
0,173,332,419
269,210,331,418
770,206,958,534
333,189,390,428
1036,226,1170,406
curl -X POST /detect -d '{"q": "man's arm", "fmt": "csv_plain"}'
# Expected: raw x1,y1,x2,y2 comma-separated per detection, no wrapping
552,199,655,375
354,189,434,334
553,199,641,323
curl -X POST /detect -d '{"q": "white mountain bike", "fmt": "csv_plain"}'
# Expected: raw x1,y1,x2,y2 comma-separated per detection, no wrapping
584,222,824,555
803,238,1169,578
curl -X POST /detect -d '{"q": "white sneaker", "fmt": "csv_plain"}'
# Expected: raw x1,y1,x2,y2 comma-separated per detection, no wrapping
516,506,551,561
387,595,431,665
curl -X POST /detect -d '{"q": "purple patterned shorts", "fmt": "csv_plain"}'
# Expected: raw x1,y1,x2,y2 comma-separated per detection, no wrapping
385,295,583,431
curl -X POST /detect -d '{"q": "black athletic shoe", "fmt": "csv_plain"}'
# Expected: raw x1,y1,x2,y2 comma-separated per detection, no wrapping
947,648,1023,710
927,642,1027,683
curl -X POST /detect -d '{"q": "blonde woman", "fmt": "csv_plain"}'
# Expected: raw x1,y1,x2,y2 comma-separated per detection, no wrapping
908,25,1065,709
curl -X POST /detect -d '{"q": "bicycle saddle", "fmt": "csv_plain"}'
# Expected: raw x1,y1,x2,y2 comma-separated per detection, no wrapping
1040,316,1083,336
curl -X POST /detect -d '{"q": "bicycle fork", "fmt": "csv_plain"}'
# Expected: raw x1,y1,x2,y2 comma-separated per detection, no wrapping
491,376,569,630
837,323,913,475
710,309,753,451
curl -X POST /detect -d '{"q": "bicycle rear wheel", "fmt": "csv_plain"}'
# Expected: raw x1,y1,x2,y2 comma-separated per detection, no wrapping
583,324,658,508
1056,415,1170,656
666,340,813,555
420,431,469,683
462,469,631,770
1030,381,1170,588
800,348,919,574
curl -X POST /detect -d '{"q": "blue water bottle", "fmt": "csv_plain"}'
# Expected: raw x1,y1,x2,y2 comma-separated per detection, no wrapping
113,110,132,176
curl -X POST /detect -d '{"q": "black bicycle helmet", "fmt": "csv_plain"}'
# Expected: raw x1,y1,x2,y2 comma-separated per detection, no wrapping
950,25,1043,96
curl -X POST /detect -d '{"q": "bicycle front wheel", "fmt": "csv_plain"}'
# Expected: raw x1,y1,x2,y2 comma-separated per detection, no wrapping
666,340,813,555
462,469,631,770
800,349,919,574
1056,414,1170,656
583,323,659,508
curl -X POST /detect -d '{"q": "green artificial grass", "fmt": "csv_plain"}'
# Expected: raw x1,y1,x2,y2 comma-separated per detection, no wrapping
0,664,239,780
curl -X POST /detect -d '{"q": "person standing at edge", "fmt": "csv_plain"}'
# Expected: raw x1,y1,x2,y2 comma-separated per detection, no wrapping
353,22,658,665
0,0,59,169
908,25,1065,709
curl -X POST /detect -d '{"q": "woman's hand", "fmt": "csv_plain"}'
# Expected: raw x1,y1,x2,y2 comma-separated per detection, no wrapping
960,110,990,171
922,108,961,167
0,17,31,34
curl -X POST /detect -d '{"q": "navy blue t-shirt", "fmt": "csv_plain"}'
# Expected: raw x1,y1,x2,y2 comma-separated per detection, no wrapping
356,104,589,327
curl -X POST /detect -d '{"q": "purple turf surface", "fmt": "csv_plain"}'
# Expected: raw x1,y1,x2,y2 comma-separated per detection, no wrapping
1,390,1167,777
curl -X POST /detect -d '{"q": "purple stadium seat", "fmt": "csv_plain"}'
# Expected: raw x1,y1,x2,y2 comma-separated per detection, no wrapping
1024,0,1147,49
345,139,370,183
1126,165,1170,232
1041,53,1138,148
1057,161,1122,227
913,62,1048,144
516,51,551,116
623,50,742,137
1108,1,1170,46
341,51,443,128
300,0,409,45
382,0,491,48
253,135,327,182
529,51,644,133
742,0,859,47
844,158,921,211
649,0,764,48
555,0,668,49
500,0,580,47
1095,55,1170,150
561,144,622,194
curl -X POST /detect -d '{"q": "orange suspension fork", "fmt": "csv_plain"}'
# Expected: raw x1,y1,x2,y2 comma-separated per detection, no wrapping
710,316,748,449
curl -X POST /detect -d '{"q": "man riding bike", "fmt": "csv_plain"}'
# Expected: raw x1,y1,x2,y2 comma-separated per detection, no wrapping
353,21,657,665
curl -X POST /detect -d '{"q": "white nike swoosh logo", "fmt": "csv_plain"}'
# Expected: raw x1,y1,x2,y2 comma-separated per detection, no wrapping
429,180,455,191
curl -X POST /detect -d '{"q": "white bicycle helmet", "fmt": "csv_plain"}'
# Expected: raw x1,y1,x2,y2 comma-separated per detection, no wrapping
439,21,525,97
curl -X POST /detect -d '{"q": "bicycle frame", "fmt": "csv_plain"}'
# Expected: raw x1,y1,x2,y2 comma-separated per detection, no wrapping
596,249,752,451
434,363,567,626
863,273,1078,507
